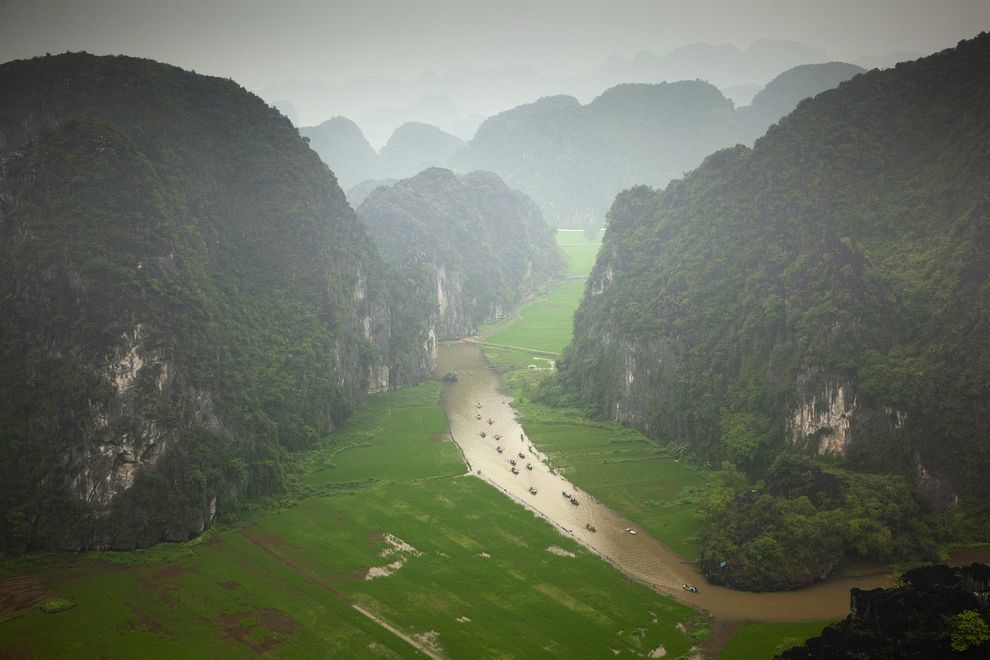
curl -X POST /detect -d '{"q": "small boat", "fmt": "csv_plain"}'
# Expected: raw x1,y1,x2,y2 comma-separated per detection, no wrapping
562,491,571,498
480,431,486,438
528,487,538,495
475,414,482,420
585,523,597,532
570,497,579,505
496,447,503,453
525,463,533,470
682,584,699,594
494,434,501,441
510,458,517,465
511,467,519,474
442,371,458,382
487,418,494,425
625,528,638,535
518,452,525,459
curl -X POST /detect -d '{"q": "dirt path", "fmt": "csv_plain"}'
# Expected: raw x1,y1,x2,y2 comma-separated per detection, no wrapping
352,605,441,660
0,575,56,620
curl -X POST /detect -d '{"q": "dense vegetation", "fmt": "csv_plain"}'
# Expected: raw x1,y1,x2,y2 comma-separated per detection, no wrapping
452,62,862,229
782,563,990,658
555,34,990,588
698,455,936,590
735,61,864,142
0,53,428,555
357,168,562,340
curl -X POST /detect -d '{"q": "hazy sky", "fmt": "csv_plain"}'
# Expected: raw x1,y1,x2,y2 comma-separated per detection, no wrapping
1,0,988,92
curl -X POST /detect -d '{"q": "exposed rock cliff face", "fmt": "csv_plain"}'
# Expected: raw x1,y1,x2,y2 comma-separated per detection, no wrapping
0,53,433,555
357,168,562,342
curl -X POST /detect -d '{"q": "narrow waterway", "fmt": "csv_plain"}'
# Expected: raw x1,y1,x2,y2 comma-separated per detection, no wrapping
435,340,891,622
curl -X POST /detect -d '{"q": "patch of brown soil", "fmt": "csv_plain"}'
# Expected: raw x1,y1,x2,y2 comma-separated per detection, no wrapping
430,434,447,444
253,532,292,552
257,609,298,635
242,529,342,597
202,536,224,548
366,531,385,548
125,600,173,638
0,575,57,619
699,619,741,658
218,581,240,591
217,608,297,653
152,565,196,581
135,563,198,607
331,568,370,584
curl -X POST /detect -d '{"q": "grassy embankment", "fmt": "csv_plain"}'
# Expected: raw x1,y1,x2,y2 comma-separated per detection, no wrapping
0,381,702,658
717,621,832,659
481,228,835,658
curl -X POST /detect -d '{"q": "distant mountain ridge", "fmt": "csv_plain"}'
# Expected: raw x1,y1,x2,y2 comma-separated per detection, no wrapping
453,61,864,228
264,38,854,136
299,118,464,192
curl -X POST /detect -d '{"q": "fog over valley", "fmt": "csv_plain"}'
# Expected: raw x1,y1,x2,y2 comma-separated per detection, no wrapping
1,2,990,658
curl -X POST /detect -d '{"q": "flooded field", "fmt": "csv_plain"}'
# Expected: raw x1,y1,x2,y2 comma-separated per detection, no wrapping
436,340,892,622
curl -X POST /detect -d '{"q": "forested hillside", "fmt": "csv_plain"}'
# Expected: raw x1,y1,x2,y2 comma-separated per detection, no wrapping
0,53,434,554
452,62,863,229
358,168,562,341
557,35,990,588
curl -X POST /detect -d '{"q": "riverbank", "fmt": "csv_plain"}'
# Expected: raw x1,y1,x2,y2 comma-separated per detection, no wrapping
438,340,893,627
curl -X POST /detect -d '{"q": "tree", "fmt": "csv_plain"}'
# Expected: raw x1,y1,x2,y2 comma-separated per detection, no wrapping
949,610,990,652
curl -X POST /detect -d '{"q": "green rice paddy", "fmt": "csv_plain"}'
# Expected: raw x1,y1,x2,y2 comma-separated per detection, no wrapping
481,229,599,366
717,621,833,659
483,279,586,357
555,229,604,278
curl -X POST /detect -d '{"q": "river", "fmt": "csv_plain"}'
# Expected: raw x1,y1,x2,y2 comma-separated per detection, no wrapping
435,340,892,622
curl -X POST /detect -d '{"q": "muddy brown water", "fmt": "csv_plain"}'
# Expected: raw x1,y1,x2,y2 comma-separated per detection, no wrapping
435,340,891,622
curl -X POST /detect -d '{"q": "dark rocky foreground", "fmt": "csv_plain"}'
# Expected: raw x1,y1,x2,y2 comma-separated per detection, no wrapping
782,563,990,658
